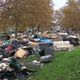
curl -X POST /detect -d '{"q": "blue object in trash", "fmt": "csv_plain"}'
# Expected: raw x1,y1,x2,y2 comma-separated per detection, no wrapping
35,37,53,45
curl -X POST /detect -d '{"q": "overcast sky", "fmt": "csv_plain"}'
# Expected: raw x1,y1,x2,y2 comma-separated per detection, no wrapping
53,0,66,10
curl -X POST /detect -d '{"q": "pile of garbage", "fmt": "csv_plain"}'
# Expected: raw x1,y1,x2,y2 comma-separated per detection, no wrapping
0,29,80,79
0,34,54,80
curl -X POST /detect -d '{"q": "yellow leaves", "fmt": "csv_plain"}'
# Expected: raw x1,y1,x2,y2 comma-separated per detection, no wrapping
0,0,54,32
61,0,80,29
25,0,53,29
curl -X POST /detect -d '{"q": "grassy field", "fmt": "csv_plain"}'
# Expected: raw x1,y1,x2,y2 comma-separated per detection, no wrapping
28,47,80,80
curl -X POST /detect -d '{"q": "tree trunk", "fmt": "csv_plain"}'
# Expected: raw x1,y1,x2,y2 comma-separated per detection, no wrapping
32,26,35,34
37,27,40,32
3,21,6,34
15,21,18,38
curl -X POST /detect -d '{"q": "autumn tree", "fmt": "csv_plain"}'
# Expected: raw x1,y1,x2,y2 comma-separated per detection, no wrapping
0,0,54,36
0,0,6,33
26,0,54,31
0,0,29,36
60,0,80,30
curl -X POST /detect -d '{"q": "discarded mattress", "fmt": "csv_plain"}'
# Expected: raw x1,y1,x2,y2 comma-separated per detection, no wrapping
54,41,73,51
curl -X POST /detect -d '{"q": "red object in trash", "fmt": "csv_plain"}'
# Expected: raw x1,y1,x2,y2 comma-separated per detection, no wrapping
5,45,13,52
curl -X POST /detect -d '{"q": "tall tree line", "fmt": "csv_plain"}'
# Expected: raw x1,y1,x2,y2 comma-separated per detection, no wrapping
0,0,54,34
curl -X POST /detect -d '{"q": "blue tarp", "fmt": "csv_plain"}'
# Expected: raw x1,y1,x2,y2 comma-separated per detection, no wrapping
34,37,53,45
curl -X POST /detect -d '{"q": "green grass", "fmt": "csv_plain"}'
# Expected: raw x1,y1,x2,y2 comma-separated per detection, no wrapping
28,47,80,80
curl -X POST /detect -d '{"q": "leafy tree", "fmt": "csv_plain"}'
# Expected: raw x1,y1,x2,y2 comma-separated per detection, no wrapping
26,0,54,31
0,0,54,36
60,0,80,30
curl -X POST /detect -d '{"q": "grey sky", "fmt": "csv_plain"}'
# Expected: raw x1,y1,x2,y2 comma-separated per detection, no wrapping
53,0,66,10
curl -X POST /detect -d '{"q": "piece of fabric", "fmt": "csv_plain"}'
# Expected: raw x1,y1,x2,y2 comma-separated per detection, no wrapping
2,40,11,46
5,45,13,52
